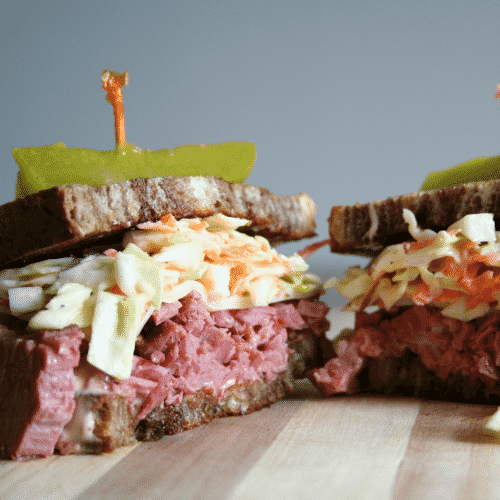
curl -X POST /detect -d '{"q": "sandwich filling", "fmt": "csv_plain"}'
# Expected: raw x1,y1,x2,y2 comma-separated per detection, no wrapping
0,213,321,379
332,210,500,321
310,210,500,398
0,214,327,460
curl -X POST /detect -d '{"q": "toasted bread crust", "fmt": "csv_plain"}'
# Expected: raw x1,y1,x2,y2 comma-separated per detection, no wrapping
328,179,500,257
0,176,317,268
359,352,500,404
135,371,294,441
67,371,294,454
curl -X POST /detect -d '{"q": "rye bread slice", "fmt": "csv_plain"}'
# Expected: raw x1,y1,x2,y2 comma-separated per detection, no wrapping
328,179,500,257
359,351,500,404
57,375,294,455
0,176,317,269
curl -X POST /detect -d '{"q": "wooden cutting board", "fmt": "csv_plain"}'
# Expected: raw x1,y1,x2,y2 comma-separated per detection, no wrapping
0,383,500,500
2,382,499,500
2,309,500,500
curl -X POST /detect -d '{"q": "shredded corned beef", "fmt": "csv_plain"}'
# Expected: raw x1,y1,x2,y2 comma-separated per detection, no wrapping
77,293,328,421
295,300,330,335
0,325,83,460
151,301,183,325
132,292,310,418
308,306,500,398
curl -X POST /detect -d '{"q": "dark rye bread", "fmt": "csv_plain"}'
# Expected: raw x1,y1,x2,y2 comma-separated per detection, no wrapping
359,351,500,404
328,179,500,257
0,176,317,269
135,371,293,442
71,371,294,454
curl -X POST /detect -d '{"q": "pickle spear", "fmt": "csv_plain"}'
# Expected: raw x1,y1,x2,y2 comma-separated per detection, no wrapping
14,140,256,197
420,155,500,191
14,70,256,198
421,82,500,191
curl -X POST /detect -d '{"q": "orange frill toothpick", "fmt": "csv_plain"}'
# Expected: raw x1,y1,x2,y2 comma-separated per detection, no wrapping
101,69,129,146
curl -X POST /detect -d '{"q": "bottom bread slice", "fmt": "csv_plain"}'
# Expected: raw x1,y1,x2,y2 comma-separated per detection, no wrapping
64,371,293,455
136,370,293,441
357,351,500,404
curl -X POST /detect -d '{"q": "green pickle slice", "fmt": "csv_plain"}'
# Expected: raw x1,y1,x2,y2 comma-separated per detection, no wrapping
421,155,500,191
14,141,256,198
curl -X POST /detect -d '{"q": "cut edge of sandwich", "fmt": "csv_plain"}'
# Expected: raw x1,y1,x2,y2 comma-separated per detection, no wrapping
0,181,331,461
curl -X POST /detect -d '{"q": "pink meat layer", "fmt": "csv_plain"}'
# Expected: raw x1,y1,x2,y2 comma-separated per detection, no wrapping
0,325,83,460
308,306,500,397
78,292,326,420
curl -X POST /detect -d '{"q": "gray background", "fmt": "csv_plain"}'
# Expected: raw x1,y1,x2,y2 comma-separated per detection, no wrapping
2,0,500,307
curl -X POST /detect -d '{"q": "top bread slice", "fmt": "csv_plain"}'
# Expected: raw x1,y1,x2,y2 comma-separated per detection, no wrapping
328,179,500,257
0,176,317,269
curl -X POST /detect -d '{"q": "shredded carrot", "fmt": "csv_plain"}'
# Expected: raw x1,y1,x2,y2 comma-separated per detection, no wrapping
101,70,129,146
159,214,178,227
109,283,127,296
297,239,329,259
433,289,465,303
406,238,436,252
411,281,435,305
467,293,495,309
465,271,500,307
441,256,462,279
103,248,119,258
458,240,500,265
136,221,178,233
458,239,477,258
434,239,500,307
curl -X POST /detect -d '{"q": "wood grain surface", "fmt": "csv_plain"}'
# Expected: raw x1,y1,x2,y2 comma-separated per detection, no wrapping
3,309,500,500
2,381,499,500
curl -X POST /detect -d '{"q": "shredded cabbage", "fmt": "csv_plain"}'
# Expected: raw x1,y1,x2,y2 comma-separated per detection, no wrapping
448,213,496,242
402,208,437,241
8,286,45,315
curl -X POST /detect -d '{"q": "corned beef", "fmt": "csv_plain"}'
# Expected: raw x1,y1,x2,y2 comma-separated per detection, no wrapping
151,301,183,326
134,292,309,409
309,306,500,401
0,325,83,460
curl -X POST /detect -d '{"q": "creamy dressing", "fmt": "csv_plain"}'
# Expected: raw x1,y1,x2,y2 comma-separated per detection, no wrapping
365,201,379,241
58,398,100,455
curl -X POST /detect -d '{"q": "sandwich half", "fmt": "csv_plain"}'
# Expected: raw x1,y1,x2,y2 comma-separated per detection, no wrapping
309,179,500,402
0,177,331,460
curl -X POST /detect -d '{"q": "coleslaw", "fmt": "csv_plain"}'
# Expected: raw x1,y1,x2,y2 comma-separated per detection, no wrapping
0,214,322,379
330,210,500,322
